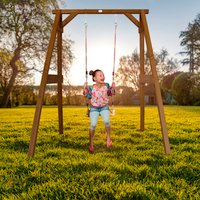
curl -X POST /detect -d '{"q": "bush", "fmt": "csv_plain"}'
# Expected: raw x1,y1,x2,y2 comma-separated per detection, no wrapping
172,72,200,105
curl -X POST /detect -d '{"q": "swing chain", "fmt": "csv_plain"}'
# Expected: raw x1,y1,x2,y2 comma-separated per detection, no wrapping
110,15,117,116
84,15,117,117
84,19,90,117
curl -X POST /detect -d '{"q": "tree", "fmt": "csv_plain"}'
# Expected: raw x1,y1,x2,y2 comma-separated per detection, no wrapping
116,49,179,90
121,87,134,105
0,48,31,94
172,73,192,105
161,71,182,105
12,85,37,106
179,13,200,73
172,72,200,105
189,72,200,105
115,50,150,91
155,49,179,80
0,0,73,107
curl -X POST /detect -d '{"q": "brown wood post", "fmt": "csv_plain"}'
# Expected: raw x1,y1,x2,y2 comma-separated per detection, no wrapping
141,11,170,154
28,11,61,157
139,14,145,131
57,14,63,135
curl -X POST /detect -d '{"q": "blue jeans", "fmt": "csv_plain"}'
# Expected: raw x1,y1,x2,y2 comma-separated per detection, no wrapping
90,105,110,130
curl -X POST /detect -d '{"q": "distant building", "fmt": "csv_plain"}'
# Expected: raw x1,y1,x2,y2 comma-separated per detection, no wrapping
133,84,156,105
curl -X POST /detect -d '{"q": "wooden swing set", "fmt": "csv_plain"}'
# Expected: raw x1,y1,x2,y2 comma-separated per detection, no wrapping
28,9,170,157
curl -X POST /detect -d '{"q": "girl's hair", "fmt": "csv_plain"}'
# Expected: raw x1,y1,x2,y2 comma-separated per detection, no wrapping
89,69,102,81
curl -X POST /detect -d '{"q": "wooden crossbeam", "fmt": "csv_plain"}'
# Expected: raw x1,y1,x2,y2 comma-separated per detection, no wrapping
52,9,149,15
62,13,78,27
47,75,63,84
124,13,140,27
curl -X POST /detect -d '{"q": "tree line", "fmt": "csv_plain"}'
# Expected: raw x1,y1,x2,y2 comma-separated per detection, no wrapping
0,1,200,107
4,84,137,107
0,0,72,107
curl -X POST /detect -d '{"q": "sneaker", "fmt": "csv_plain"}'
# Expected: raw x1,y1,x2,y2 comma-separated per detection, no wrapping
106,139,112,148
88,145,94,153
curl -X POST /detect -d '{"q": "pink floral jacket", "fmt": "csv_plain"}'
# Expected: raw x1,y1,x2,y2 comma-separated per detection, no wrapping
83,83,115,108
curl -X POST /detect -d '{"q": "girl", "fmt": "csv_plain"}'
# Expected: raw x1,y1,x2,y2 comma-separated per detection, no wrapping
83,69,115,153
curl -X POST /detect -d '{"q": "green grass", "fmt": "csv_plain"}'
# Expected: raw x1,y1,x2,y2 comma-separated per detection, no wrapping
0,106,199,199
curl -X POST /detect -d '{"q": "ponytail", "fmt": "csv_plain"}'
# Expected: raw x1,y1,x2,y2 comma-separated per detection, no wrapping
89,69,101,82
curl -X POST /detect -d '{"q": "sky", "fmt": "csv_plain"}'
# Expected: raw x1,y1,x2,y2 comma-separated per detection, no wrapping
34,0,200,85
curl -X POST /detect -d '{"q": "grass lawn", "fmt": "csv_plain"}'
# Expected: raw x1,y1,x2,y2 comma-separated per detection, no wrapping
0,106,199,199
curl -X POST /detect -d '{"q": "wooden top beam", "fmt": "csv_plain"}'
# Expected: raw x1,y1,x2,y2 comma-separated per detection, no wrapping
52,9,149,15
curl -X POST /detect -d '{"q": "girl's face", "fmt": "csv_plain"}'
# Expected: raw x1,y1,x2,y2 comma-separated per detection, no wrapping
94,71,105,84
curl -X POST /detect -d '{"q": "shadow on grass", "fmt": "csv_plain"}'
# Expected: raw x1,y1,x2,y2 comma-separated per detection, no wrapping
37,135,87,151
170,137,196,145
171,165,200,185
2,140,29,153
1,134,87,154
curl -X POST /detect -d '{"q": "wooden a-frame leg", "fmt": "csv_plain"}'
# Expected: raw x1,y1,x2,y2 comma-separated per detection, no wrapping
139,18,145,131
57,15,63,135
141,11,170,155
28,11,61,157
